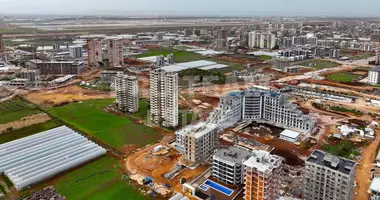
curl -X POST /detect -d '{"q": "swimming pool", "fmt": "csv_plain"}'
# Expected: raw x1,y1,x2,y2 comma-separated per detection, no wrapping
199,184,209,191
203,179,234,196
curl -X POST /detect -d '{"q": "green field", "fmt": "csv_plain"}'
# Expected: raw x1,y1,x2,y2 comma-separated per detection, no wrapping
0,98,40,124
136,48,205,63
296,59,340,70
326,72,360,83
321,141,360,159
54,156,147,200
47,99,163,148
0,120,61,144
13,156,147,200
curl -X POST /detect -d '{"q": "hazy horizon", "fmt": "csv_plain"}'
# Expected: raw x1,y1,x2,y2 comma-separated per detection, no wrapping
0,0,379,17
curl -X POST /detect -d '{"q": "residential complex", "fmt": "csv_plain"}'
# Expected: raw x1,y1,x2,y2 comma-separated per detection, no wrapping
115,74,139,113
87,39,103,67
304,150,356,200
175,122,218,163
243,150,284,200
212,146,252,185
149,68,179,127
107,39,124,67
248,31,277,49
368,67,380,85
210,89,315,132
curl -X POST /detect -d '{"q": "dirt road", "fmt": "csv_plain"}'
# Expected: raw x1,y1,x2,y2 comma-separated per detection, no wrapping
354,130,380,200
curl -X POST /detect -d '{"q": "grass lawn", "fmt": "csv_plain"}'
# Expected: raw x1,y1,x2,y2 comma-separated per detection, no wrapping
131,100,150,121
257,55,273,60
136,48,205,63
326,72,360,83
321,141,360,159
351,54,374,60
296,59,340,70
0,98,40,124
0,120,61,144
46,99,162,149
15,156,147,200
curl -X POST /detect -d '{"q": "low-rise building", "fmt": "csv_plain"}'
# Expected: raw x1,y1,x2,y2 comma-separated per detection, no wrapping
27,60,85,75
212,146,252,185
279,129,301,143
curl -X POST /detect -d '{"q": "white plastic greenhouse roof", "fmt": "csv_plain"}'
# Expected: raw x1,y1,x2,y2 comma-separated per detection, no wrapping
0,126,106,191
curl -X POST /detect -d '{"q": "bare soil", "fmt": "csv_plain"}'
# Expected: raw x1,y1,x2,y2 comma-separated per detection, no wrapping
0,113,51,134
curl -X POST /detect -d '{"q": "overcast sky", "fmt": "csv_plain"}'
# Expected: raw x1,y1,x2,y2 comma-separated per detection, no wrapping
0,0,379,17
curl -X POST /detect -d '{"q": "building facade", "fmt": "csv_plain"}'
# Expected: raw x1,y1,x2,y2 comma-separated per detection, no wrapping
210,90,315,132
176,122,218,163
115,74,139,113
149,68,179,127
304,150,356,200
87,39,103,67
368,67,380,85
212,146,252,185
27,60,85,75
107,39,124,67
243,150,284,200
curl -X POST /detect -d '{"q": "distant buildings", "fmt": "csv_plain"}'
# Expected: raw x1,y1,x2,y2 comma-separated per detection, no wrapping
243,150,284,200
100,71,123,84
68,46,83,59
210,90,315,131
304,150,356,200
115,74,139,113
87,39,103,67
0,34,3,50
107,39,124,67
371,30,380,42
248,31,277,49
368,67,380,85
176,122,218,163
376,49,380,65
212,146,252,185
149,68,179,127
27,60,85,75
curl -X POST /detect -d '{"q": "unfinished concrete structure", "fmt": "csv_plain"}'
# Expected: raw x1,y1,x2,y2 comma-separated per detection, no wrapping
87,39,103,67
175,122,218,163
100,71,123,84
27,60,85,75
212,146,252,185
18,70,40,82
115,74,139,113
210,89,315,132
107,39,124,67
304,150,356,200
149,68,178,127
243,150,284,200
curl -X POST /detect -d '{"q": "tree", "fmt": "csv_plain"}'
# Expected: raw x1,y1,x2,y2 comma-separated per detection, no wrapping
272,45,279,50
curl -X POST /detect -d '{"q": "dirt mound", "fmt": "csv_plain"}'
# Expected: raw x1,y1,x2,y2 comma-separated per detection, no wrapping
271,149,305,166
0,113,51,134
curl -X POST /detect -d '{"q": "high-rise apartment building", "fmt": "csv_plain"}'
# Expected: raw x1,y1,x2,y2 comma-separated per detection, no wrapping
304,150,356,200
248,31,258,48
368,67,380,85
149,69,179,127
167,54,174,65
115,74,139,113
107,39,124,67
69,46,83,59
87,39,103,67
212,146,252,185
243,150,284,200
176,122,218,163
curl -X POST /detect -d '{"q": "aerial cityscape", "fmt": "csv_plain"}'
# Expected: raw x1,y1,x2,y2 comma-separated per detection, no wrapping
2,1,380,200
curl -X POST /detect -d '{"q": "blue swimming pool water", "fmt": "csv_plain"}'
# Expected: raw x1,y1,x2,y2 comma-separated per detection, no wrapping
203,179,233,196
199,184,209,191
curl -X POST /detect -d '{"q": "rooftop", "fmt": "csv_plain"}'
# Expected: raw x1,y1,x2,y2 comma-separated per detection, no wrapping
176,122,218,139
243,150,284,174
213,146,252,164
280,129,301,139
306,150,356,175
370,67,380,72
370,177,380,193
